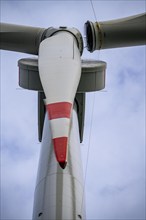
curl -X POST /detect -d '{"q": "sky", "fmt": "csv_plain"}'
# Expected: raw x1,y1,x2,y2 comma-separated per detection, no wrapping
0,0,146,220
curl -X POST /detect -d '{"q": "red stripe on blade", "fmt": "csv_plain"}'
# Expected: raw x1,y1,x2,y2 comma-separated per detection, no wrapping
46,102,72,120
53,137,68,164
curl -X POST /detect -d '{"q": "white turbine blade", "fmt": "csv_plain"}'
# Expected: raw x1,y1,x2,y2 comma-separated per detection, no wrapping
38,31,81,168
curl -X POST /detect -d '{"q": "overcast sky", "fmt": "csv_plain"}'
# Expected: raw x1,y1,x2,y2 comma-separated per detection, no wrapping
0,1,146,220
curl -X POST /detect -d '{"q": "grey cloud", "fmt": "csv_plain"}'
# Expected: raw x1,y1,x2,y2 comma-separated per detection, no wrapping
99,184,127,197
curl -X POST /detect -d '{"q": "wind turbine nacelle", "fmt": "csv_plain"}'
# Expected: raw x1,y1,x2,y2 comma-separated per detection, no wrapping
18,58,106,93
85,13,146,52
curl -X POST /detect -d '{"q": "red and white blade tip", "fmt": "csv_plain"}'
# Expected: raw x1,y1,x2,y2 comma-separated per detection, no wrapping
46,102,71,169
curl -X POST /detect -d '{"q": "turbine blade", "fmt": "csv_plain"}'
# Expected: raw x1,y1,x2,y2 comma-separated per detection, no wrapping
38,31,81,168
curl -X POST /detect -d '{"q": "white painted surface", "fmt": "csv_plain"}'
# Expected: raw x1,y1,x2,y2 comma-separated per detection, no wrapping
38,31,81,105
32,105,85,220
50,118,70,139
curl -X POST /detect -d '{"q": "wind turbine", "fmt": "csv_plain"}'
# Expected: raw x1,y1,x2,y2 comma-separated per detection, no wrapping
0,12,145,220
